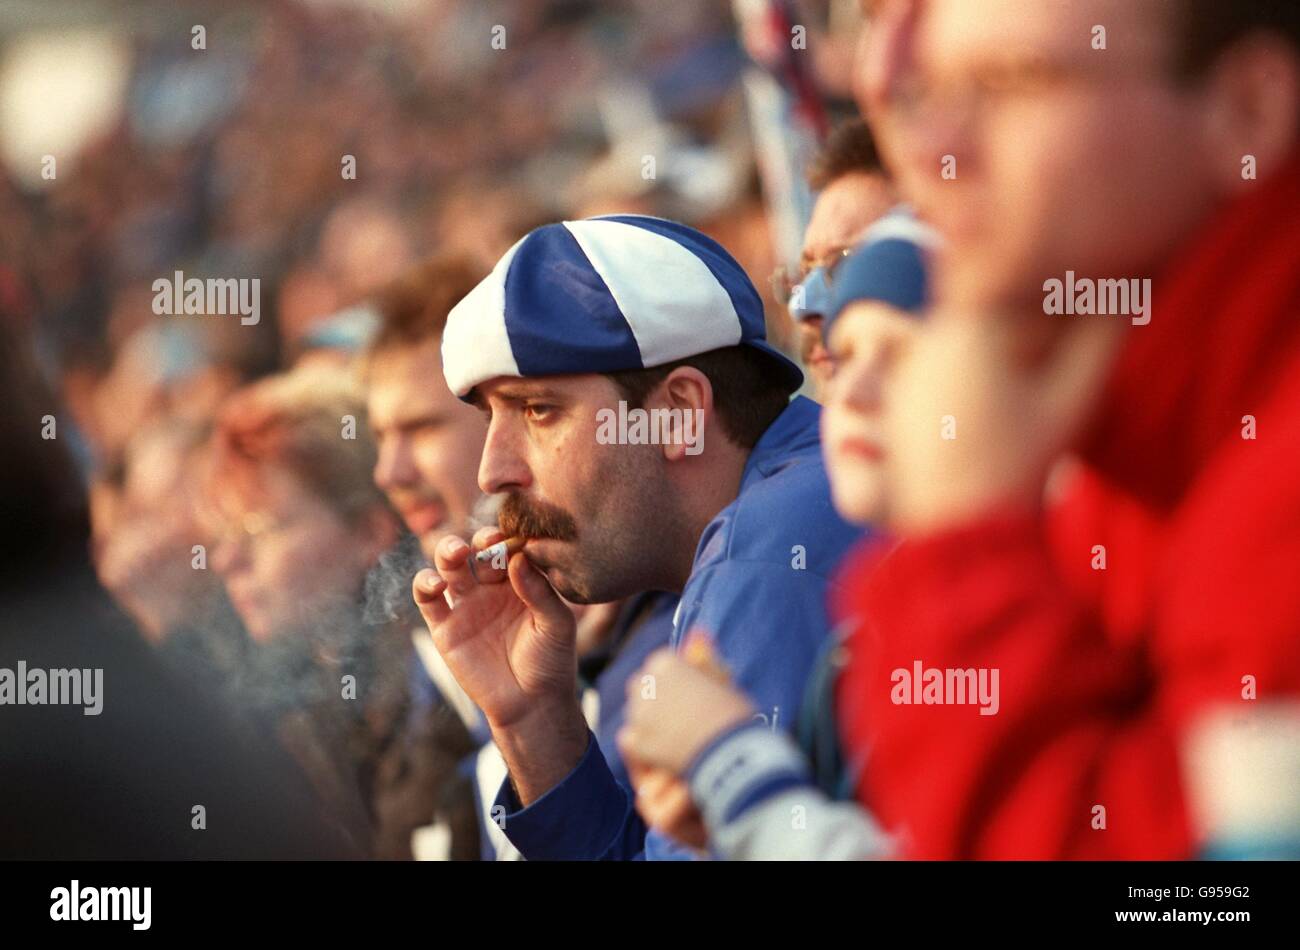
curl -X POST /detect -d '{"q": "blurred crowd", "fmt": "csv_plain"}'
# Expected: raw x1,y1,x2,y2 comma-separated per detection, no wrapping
1,0,796,448
3,0,1299,862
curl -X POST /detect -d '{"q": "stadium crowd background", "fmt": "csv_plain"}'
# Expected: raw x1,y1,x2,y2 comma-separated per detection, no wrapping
1,0,857,421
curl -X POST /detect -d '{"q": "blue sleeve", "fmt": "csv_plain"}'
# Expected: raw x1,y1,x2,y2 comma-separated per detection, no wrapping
492,730,648,860
592,596,678,790
676,560,836,733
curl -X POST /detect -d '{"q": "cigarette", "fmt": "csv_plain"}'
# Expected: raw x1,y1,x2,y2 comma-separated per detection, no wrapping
474,536,526,563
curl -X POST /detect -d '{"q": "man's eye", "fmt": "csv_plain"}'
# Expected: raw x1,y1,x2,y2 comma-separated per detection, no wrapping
524,403,555,421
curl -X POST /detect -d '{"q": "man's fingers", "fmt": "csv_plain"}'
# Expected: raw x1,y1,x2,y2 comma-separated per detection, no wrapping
433,534,478,596
412,567,446,604
508,553,572,641
412,568,450,630
468,526,511,584
471,525,506,550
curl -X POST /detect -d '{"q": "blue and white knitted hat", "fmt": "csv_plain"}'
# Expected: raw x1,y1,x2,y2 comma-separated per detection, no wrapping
441,214,803,399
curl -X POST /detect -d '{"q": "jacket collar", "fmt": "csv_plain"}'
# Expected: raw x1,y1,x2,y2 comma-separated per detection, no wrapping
742,395,823,489
1080,149,1300,511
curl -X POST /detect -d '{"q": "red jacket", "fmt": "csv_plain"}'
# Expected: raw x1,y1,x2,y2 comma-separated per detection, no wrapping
836,155,1300,859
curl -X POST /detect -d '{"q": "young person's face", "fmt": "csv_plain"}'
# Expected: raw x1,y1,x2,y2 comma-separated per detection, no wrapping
368,337,487,558
474,374,684,604
863,0,1221,311
820,300,919,524
209,467,386,642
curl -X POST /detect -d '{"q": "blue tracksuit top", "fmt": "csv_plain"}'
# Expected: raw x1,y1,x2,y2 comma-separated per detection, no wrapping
492,395,863,859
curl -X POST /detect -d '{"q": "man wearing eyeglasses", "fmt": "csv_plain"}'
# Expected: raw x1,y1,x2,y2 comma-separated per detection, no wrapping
772,118,896,399
843,0,1300,858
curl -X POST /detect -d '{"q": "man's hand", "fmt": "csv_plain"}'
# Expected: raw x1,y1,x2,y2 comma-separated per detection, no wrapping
412,527,587,804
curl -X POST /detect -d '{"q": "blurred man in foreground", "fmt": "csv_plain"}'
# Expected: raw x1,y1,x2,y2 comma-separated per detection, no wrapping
836,0,1300,857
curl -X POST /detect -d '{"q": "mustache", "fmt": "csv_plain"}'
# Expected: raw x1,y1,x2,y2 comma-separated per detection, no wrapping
498,492,578,542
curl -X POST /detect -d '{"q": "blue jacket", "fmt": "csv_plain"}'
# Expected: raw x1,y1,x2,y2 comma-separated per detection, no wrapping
584,591,680,791
492,396,863,859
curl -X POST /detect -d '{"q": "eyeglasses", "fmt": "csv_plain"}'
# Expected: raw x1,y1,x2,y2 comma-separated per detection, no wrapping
771,246,854,307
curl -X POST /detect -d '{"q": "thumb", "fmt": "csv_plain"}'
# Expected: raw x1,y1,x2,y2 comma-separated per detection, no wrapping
508,553,573,640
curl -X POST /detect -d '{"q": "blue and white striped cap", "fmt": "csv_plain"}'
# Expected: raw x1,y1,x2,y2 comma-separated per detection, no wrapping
441,214,803,399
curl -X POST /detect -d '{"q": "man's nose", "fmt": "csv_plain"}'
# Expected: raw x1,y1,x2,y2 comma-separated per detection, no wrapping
478,418,531,495
373,434,416,491
853,1,977,175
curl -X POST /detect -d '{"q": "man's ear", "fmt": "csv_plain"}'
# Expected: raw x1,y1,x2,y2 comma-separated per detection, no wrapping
656,367,713,463
1202,36,1300,190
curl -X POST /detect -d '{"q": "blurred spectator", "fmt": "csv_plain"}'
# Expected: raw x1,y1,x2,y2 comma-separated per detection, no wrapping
364,256,490,559
90,415,252,712
0,327,357,859
841,0,1300,859
771,118,895,398
203,364,477,858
